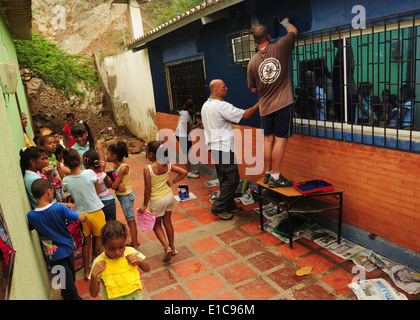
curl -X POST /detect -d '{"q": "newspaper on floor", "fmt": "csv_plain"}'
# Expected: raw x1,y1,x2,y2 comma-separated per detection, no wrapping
204,179,219,187
236,189,255,205
303,225,377,272
174,192,197,202
368,251,420,295
348,278,408,300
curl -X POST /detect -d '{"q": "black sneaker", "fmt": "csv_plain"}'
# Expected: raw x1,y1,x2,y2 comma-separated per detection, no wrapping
267,174,294,188
263,172,271,184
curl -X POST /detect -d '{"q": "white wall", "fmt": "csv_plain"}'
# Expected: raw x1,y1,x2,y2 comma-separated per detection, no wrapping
101,49,158,142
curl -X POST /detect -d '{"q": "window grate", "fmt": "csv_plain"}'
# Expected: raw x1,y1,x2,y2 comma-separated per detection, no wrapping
292,10,420,153
164,54,207,112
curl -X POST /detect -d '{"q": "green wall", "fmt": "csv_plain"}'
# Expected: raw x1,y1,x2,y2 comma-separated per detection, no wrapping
0,16,50,300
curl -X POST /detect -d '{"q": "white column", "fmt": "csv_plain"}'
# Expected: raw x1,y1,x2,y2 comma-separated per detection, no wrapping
127,0,144,39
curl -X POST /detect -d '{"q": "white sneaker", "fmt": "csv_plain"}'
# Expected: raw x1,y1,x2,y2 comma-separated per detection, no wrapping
187,172,200,178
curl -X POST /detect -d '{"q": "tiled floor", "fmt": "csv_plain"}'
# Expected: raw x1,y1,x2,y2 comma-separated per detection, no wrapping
70,153,419,301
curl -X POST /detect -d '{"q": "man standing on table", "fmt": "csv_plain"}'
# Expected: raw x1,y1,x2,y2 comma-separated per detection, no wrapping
247,18,298,188
201,79,259,220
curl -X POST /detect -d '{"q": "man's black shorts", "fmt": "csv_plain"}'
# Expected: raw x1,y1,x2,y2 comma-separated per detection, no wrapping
261,104,293,138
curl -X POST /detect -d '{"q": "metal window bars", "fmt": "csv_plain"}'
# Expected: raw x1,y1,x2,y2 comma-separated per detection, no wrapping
292,9,420,153
164,53,207,112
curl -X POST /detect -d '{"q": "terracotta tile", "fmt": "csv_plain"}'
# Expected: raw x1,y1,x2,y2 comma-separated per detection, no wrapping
144,253,165,270
191,236,222,254
152,285,191,300
256,232,283,246
236,278,278,300
192,188,212,197
240,221,262,235
187,183,206,191
75,278,90,296
173,219,199,233
171,211,189,222
195,213,220,225
186,206,210,217
186,273,226,299
231,239,265,257
203,248,238,268
247,251,284,272
320,268,354,295
142,269,177,293
217,229,247,244
219,262,256,284
292,283,336,300
295,253,336,275
210,291,240,300
274,242,310,260
267,265,306,290
170,246,195,263
176,199,200,209
298,237,321,249
172,258,208,279
196,195,212,205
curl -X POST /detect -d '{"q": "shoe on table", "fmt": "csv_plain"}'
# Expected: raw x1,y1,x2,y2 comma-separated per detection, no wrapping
267,174,294,188
263,172,271,184
187,172,200,178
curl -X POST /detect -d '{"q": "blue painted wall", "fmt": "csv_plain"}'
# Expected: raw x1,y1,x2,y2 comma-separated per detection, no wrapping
147,0,419,128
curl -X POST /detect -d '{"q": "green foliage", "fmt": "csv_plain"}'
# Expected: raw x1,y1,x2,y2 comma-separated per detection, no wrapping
147,0,204,26
14,33,100,97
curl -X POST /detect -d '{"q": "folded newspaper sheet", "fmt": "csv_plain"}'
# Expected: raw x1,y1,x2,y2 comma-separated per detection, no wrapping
348,278,407,300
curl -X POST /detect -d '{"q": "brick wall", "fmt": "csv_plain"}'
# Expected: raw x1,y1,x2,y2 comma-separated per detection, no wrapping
156,112,420,253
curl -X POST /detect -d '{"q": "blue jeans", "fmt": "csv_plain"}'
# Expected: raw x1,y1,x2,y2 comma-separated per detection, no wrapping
116,193,135,222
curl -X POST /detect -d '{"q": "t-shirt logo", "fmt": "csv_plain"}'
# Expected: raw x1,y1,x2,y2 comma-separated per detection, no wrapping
258,57,281,84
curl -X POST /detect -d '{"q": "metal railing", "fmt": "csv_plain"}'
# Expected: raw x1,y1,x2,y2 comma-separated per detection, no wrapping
291,10,420,153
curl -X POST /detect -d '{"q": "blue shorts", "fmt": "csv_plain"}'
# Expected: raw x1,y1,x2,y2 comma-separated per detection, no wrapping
261,104,293,138
116,193,135,222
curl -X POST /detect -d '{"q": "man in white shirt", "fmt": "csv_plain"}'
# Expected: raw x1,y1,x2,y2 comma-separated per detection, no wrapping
201,79,259,220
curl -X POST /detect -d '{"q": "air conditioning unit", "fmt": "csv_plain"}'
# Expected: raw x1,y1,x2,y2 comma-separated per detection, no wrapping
0,63,18,94
231,33,255,64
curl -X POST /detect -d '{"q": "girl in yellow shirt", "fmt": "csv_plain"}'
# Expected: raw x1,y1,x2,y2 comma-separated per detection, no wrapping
89,221,150,300
107,141,138,250
138,141,187,262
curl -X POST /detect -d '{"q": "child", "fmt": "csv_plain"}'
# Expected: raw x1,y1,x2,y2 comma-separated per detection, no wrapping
39,134,66,202
20,146,55,209
83,149,117,222
62,147,106,280
175,99,202,178
27,178,87,300
138,141,187,262
71,121,105,171
63,113,76,148
107,141,138,250
400,86,414,129
89,221,150,300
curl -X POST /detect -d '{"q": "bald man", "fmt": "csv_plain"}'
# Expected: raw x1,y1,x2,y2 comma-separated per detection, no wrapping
247,18,298,188
201,79,259,220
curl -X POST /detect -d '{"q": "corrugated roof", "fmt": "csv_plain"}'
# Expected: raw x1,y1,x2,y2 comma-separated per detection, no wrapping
126,0,244,49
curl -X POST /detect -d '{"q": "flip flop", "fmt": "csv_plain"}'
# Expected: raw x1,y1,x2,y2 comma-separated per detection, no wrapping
163,249,173,262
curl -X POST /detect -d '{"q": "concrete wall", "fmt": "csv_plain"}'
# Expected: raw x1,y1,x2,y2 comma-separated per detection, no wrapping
0,16,50,300
100,49,158,143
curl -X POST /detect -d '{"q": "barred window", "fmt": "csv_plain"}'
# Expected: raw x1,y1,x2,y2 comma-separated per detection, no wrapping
292,10,420,152
164,54,207,112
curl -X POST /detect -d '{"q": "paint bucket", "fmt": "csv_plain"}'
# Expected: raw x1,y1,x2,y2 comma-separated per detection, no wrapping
178,184,189,200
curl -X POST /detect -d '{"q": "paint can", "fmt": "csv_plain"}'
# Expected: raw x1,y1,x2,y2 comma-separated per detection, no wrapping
178,184,189,200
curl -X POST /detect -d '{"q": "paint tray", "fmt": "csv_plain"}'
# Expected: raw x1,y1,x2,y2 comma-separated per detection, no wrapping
293,179,334,196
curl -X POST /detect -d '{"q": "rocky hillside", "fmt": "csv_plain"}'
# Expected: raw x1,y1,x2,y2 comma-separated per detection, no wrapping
26,0,148,152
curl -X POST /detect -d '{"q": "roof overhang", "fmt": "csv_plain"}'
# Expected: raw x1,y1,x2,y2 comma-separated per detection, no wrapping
126,0,244,50
0,0,32,40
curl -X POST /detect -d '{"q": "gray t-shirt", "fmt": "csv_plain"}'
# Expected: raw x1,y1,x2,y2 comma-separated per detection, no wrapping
247,32,295,116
